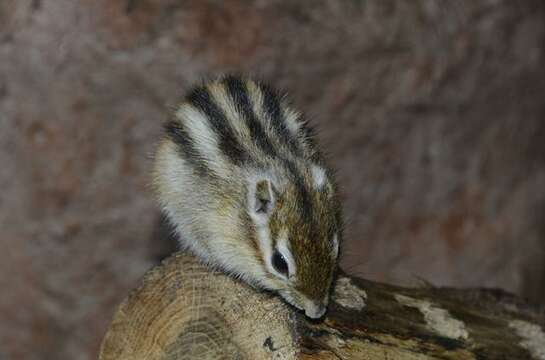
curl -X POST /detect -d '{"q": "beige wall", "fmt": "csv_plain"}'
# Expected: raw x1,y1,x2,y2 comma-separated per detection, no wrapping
1,1,544,358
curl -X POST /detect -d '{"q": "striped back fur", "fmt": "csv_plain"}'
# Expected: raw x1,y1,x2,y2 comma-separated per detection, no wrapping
165,76,321,179
154,75,342,319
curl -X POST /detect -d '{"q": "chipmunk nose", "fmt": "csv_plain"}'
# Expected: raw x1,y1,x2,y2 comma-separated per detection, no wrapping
304,301,327,319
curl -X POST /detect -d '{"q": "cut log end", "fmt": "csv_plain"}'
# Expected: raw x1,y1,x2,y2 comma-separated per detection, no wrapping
100,252,545,360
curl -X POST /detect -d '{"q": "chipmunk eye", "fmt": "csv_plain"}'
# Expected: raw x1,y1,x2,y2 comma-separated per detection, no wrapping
272,250,289,277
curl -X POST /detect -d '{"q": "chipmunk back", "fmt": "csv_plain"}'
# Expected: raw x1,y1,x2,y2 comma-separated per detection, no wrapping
153,75,342,318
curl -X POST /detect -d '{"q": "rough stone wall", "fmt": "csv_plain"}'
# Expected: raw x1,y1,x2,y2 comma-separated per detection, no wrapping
1,1,544,359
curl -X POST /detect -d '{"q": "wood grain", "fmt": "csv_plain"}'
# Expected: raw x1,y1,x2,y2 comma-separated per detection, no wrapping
100,252,545,359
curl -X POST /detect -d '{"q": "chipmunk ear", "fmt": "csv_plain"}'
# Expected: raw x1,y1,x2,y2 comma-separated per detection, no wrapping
254,179,275,214
248,177,277,225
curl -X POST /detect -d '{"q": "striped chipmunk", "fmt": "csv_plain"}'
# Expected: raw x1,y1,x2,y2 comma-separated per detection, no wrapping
153,75,342,319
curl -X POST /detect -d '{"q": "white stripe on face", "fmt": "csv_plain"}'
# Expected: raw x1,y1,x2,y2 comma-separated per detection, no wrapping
275,229,296,279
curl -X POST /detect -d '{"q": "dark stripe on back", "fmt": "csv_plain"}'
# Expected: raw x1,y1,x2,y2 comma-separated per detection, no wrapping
165,121,212,177
223,77,313,221
258,83,301,155
187,86,247,165
222,76,314,222
223,76,278,158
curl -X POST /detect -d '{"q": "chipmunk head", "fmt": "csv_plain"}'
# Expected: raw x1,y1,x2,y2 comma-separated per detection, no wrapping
247,165,342,319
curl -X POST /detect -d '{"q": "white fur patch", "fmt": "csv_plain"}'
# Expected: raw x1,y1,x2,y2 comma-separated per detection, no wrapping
175,105,230,177
276,230,296,279
311,165,327,189
283,108,303,137
395,294,469,340
331,234,339,259
509,320,545,359
246,80,267,130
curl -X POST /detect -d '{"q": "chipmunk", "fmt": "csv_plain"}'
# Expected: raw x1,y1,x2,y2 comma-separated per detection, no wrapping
153,75,342,319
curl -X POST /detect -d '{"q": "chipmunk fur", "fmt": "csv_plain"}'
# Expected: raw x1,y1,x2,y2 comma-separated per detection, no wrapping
153,75,342,318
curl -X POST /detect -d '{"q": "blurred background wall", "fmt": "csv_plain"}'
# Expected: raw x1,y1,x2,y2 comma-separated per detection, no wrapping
1,1,544,359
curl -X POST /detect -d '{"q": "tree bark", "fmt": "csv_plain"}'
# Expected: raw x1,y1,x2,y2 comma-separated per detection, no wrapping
99,252,545,359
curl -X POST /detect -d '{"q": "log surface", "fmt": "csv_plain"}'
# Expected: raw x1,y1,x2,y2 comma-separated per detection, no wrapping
100,252,545,359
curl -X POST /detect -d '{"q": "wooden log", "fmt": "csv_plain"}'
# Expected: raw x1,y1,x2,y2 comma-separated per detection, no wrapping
99,252,545,359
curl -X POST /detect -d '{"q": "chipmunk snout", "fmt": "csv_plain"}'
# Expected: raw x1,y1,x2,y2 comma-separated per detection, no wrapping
304,300,327,319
